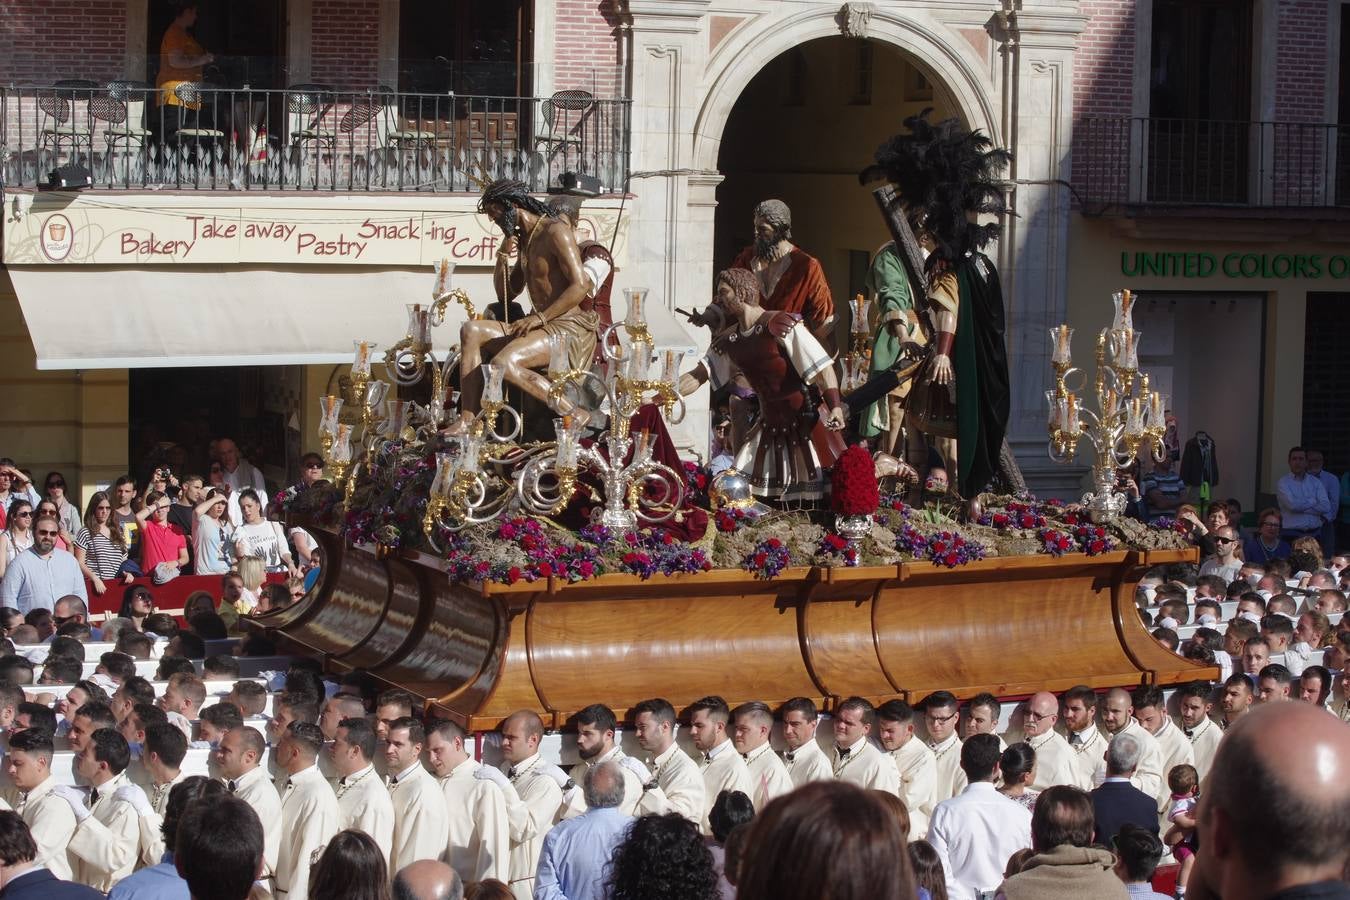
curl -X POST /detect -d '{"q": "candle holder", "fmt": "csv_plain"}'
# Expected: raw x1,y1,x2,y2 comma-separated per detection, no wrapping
1046,289,1167,522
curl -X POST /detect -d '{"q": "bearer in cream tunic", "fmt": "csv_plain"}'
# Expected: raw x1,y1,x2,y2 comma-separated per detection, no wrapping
730,702,792,811
928,733,967,801
67,770,145,891
636,738,705,822
8,731,77,879
783,737,834,787
779,699,833,788
1139,708,1194,812
566,745,645,817
503,752,566,900
882,732,937,837
1066,722,1109,790
218,727,282,880
276,724,341,900
329,717,394,862
425,721,512,883
1184,715,1222,780
1093,690,1165,800
385,719,450,873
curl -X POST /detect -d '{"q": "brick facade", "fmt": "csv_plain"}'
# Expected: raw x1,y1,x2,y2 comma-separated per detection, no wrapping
0,1,128,85
310,0,381,87
552,0,624,96
1273,0,1330,122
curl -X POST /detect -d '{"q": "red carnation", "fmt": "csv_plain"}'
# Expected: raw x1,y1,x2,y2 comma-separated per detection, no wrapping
830,445,881,516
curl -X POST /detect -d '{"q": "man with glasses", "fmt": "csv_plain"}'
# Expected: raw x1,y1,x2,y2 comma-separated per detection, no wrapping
1020,692,1077,791
53,596,103,640
1199,525,1243,584
0,514,86,613
1244,507,1292,564
922,691,967,802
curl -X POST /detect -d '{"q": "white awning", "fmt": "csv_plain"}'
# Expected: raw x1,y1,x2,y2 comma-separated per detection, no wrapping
7,266,480,370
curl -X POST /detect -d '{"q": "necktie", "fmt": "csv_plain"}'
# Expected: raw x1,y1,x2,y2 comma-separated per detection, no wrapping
784,751,795,763
1184,728,1195,738
88,790,99,807
507,767,518,780
741,753,749,762
285,780,294,791
227,780,237,793
1069,732,1082,746
702,753,712,764
837,746,851,759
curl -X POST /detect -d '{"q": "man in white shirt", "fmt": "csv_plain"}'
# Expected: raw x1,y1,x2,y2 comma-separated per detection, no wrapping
563,704,645,817
317,693,367,741
217,438,267,510
632,698,704,823
1174,682,1221,780
499,709,568,900
141,723,187,817
385,717,450,874
1062,685,1109,790
1093,688,1164,801
1132,684,1194,816
831,696,900,795
927,733,1032,900
60,728,153,891
0,516,87,613
687,695,755,835
877,699,936,837
922,691,967,801
1277,447,1331,543
216,726,281,882
729,701,792,811
330,717,394,863
425,719,511,883
1020,691,1077,791
777,697,833,787
7,728,78,878
275,722,340,900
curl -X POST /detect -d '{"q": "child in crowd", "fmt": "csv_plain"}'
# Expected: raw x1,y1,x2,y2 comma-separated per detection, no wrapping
1164,763,1200,897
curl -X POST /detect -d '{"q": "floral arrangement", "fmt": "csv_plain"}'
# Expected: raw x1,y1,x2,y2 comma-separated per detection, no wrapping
683,462,711,508
895,526,987,568
831,445,880,516
817,532,860,567
979,499,1047,531
715,506,756,533
742,537,792,579
1038,528,1075,557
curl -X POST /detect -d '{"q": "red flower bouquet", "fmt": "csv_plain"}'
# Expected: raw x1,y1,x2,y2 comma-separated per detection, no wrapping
830,445,880,516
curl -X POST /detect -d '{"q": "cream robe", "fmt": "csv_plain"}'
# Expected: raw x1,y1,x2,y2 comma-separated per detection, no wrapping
742,742,793,811
149,770,186,817
1025,729,1078,791
504,753,564,900
277,765,340,900
565,746,644,818
783,739,833,788
388,762,450,873
20,775,79,879
336,764,395,864
929,734,967,802
439,758,512,883
637,741,705,823
1148,716,1195,813
833,736,901,795
228,764,283,878
1093,720,1165,801
1065,725,1108,790
68,773,141,891
1184,717,1222,781
697,740,755,835
891,738,937,838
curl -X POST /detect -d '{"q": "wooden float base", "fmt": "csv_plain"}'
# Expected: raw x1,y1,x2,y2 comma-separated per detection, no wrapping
261,530,1210,731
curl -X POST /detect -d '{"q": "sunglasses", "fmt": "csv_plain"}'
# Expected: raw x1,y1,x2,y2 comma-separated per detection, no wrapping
46,482,64,489
304,462,323,469
1261,521,1281,527
95,505,111,511
36,529,59,537
1216,536,1238,544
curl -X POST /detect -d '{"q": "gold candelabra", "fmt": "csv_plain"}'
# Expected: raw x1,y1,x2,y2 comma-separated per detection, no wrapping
1047,289,1168,521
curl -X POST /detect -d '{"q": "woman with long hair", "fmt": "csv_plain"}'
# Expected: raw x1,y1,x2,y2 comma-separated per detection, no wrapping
74,491,132,595
118,585,155,631
308,830,391,900
736,781,918,900
233,489,299,577
908,840,949,900
607,813,722,900
192,487,234,575
0,498,35,579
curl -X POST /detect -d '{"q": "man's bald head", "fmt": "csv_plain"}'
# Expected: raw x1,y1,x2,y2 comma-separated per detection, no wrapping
392,859,463,900
503,710,544,740
1023,692,1059,737
1195,702,1350,896
1100,687,1134,734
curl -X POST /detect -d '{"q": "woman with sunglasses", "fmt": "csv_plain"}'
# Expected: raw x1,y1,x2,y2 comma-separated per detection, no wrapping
118,584,156,631
41,471,82,536
192,487,234,576
0,499,35,580
74,491,134,596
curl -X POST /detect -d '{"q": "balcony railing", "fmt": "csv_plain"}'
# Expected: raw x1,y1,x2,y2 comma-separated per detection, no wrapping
1077,116,1350,212
0,82,630,194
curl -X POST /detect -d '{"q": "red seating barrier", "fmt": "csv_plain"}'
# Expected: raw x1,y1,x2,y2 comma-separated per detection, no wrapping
84,573,284,618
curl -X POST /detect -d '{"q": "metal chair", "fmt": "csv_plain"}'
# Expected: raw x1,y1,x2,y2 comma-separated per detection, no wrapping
533,89,593,163
285,83,337,154
38,79,98,165
92,80,154,154
169,82,226,149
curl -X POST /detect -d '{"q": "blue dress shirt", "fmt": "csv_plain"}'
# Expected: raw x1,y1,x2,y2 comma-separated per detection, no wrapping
106,853,189,900
534,806,632,900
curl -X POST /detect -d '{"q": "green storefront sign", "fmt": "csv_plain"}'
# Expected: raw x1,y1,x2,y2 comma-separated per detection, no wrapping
1121,251,1350,279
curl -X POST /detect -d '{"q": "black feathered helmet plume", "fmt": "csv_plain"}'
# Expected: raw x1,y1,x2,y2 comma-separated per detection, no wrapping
859,110,1012,261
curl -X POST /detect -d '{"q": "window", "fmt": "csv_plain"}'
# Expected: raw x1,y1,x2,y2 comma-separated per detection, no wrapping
146,0,286,89
398,1,529,97
850,42,873,105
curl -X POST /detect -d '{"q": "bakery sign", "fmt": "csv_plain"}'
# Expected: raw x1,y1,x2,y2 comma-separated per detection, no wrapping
2,192,628,267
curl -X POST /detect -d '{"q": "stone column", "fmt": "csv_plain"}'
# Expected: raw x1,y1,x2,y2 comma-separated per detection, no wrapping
994,0,1088,498
620,1,714,454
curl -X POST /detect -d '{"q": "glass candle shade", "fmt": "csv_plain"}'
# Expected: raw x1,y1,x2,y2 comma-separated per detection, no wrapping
318,395,343,437
1050,325,1073,365
352,341,375,377
481,363,506,405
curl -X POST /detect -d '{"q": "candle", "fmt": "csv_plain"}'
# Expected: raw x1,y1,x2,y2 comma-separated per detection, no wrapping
547,334,569,379
383,399,412,438
331,424,353,463
1112,289,1135,334
406,304,431,344
430,451,456,496
459,433,483,474
352,341,372,376
626,345,652,382
624,288,648,328
481,363,505,405
318,395,343,436
433,258,454,299
554,417,580,468
851,294,869,334
1045,390,1063,432
1125,398,1145,438
659,349,683,386
1147,391,1167,431
1050,325,1073,365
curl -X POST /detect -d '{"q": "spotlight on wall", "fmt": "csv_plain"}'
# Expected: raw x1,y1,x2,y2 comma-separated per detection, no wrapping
557,171,601,196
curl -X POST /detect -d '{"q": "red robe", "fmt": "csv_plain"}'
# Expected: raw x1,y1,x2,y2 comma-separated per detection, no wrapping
730,246,835,334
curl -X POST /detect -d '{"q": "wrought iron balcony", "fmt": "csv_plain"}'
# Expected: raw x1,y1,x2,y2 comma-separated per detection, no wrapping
1076,116,1350,213
1,82,630,194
